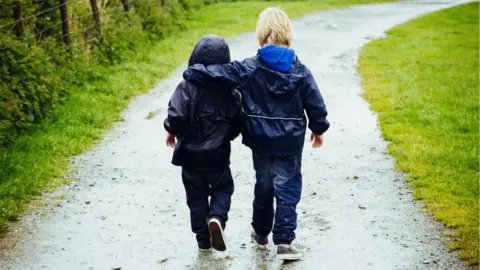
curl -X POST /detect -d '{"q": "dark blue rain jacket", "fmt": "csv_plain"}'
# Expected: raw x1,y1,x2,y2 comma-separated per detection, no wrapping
183,45,329,156
164,35,243,171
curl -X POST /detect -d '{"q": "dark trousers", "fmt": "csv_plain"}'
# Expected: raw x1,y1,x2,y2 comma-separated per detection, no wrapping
182,166,234,244
251,154,302,245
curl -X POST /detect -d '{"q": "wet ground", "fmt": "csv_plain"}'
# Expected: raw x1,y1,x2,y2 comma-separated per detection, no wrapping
0,1,474,270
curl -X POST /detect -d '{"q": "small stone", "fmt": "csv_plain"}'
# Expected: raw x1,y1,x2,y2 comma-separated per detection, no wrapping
353,176,359,180
158,258,168,264
422,260,430,264
310,191,317,196
225,255,234,260
358,205,367,210
85,201,90,205
433,260,437,264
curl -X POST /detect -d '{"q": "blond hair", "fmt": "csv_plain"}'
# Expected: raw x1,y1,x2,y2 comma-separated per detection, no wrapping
256,7,292,47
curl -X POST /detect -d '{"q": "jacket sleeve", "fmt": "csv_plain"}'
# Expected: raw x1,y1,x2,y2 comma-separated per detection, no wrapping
183,60,253,91
230,90,243,140
164,81,190,136
303,70,330,135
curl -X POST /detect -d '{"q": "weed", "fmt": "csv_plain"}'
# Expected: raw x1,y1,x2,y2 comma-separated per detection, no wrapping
359,2,479,264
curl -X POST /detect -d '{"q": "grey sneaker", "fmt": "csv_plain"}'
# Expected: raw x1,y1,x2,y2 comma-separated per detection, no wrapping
250,231,268,249
276,244,303,261
198,239,212,252
208,218,226,251
199,247,212,252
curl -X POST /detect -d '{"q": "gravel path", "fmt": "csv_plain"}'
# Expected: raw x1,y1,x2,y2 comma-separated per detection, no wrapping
0,1,472,269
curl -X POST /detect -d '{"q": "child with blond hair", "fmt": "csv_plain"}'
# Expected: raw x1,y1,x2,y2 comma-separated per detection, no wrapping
183,8,329,260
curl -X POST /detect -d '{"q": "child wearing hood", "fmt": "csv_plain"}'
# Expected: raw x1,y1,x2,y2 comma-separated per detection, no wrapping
164,35,242,252
183,8,330,260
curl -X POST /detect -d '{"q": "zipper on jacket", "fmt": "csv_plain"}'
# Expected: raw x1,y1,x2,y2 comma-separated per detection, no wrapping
246,114,304,121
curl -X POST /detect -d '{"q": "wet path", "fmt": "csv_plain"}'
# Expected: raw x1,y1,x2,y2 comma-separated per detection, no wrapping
0,1,472,269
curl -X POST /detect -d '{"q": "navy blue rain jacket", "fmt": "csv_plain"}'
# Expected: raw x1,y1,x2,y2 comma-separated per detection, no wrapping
183,45,329,156
164,35,243,171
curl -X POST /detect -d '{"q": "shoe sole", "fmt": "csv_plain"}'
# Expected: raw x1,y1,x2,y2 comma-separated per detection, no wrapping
277,253,303,261
250,234,268,250
199,248,212,252
208,219,226,251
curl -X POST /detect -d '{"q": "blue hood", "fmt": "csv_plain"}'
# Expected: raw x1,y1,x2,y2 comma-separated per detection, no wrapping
258,45,295,73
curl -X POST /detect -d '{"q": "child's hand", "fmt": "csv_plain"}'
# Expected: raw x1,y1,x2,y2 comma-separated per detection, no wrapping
310,133,324,148
166,133,177,148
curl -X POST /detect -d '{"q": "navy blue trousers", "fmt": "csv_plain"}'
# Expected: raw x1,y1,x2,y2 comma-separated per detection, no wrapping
182,167,234,245
251,154,302,245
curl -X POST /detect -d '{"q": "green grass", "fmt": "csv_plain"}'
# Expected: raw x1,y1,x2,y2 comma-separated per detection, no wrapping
358,2,479,265
0,1,394,235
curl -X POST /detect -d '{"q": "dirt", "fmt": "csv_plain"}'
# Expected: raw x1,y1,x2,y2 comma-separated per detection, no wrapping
0,1,473,269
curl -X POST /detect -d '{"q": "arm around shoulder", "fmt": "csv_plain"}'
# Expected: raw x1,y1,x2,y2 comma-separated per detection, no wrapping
183,59,255,90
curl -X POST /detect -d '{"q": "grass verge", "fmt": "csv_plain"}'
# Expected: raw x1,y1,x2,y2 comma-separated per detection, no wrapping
0,1,394,235
358,2,479,264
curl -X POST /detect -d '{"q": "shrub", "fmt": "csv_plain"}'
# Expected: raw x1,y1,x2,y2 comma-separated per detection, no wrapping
0,35,63,145
0,0,210,146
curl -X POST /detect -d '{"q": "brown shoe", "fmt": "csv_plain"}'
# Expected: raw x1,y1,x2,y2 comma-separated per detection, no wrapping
250,231,268,249
276,244,302,261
